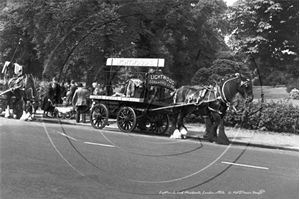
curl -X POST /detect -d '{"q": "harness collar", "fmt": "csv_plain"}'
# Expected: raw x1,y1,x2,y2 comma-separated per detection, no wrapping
218,76,240,107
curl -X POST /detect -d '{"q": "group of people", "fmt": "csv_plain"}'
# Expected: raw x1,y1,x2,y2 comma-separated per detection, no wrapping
40,78,90,123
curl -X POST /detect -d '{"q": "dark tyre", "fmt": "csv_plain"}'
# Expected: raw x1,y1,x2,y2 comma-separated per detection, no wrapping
90,104,109,129
150,113,169,135
117,107,137,132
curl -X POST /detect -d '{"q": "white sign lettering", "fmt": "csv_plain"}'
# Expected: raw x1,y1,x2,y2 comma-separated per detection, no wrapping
106,58,165,67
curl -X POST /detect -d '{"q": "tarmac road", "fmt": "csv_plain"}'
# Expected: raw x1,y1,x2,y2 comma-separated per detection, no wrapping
0,117,299,199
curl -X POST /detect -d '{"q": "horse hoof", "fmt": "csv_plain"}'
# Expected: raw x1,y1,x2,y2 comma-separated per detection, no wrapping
217,138,230,145
206,136,217,143
179,127,188,136
170,129,181,139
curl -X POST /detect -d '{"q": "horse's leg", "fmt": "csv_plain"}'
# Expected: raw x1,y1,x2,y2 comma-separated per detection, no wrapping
30,101,37,120
4,93,12,118
177,109,190,139
33,100,39,119
204,117,217,142
203,117,211,138
27,101,34,121
20,98,31,121
4,105,11,118
20,98,28,121
216,118,230,145
169,108,181,138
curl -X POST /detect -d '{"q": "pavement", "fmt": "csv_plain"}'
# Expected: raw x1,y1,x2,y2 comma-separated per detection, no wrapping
2,110,299,152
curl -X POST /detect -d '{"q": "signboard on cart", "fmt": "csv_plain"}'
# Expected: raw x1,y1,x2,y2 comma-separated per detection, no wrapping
147,73,176,90
106,58,165,67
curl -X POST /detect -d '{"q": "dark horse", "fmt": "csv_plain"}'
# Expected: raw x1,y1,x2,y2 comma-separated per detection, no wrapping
170,73,254,145
1,61,38,120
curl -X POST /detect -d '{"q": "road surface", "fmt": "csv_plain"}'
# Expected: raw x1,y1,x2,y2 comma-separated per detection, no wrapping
1,117,298,199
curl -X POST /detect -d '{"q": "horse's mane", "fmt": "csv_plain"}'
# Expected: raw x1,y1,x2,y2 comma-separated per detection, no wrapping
219,74,237,83
218,73,249,86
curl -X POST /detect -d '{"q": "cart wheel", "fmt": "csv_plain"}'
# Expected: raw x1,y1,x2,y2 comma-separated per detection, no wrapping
90,104,109,129
150,113,169,135
117,107,137,132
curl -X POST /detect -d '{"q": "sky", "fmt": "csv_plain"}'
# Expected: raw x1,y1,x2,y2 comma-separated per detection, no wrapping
224,0,237,6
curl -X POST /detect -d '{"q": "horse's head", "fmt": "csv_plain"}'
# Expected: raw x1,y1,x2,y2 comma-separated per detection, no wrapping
218,73,254,104
2,61,14,84
235,73,254,103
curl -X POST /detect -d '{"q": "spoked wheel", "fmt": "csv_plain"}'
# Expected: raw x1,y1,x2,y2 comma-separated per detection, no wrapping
117,107,137,132
90,104,109,129
149,112,169,135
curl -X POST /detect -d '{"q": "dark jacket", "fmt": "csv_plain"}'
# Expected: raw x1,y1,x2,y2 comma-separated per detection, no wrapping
66,84,77,103
41,85,55,112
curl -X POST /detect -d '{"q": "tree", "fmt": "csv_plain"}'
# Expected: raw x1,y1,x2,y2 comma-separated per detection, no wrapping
191,50,251,85
227,0,299,86
0,0,43,77
1,0,231,87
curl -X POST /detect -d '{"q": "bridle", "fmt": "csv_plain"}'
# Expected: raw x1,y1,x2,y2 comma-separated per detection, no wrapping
239,78,252,103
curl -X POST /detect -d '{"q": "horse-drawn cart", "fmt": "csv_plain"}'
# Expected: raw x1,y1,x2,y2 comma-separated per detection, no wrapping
89,58,177,135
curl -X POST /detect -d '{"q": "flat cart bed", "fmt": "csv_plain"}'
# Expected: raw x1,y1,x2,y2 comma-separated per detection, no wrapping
90,95,144,103
89,93,175,134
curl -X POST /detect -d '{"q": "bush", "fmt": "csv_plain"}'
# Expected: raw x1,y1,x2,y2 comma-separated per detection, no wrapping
224,99,299,134
185,99,299,134
289,88,299,100
286,78,299,93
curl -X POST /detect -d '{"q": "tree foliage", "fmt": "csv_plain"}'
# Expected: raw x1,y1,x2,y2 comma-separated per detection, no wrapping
0,0,229,86
0,0,298,90
191,50,250,85
227,0,299,87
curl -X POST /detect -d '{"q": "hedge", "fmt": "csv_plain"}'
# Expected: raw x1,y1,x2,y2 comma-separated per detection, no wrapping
185,99,299,134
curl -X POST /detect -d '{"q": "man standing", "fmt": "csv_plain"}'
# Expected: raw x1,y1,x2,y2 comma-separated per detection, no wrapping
52,77,62,104
66,80,77,105
72,83,90,123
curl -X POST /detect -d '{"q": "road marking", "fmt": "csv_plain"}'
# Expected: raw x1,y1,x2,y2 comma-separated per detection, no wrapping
221,161,269,170
60,133,78,141
84,142,115,148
